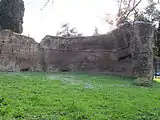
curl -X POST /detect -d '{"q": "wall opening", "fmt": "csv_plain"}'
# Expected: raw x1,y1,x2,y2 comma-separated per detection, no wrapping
20,68,29,72
118,54,132,61
0,49,2,54
60,69,69,72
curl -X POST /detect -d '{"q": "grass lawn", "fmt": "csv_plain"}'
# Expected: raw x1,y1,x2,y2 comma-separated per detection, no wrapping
0,72,160,120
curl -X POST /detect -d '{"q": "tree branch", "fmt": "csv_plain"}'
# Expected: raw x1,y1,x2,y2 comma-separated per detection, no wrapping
118,0,123,17
117,0,142,25
41,0,54,11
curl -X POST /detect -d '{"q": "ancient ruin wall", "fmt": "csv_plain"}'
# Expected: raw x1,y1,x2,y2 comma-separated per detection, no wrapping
131,22,154,85
40,24,133,75
0,30,42,71
0,21,154,85
40,22,154,85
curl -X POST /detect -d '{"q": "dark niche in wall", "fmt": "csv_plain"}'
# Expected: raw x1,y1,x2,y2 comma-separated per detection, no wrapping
118,54,132,61
59,69,69,72
20,68,29,72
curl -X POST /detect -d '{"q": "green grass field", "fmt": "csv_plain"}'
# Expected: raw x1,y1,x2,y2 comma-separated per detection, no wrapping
0,72,160,120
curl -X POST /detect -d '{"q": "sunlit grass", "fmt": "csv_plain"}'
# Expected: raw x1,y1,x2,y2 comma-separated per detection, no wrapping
153,76,160,83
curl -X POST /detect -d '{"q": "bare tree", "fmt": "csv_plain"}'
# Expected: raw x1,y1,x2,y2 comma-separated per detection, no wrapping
41,0,54,10
106,0,142,26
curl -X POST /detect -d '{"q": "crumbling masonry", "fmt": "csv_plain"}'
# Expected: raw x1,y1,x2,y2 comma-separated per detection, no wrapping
0,0,154,86
0,22,154,85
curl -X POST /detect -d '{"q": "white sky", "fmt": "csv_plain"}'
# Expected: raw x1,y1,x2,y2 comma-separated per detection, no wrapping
22,0,119,42
22,0,146,42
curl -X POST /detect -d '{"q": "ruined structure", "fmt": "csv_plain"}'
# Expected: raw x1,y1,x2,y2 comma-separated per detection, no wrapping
131,22,154,85
0,21,154,86
0,30,42,71
40,23,133,74
39,22,154,85
0,0,25,33
0,0,154,86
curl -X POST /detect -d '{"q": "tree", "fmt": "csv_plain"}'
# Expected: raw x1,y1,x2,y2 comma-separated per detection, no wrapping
106,0,160,57
126,0,160,57
0,0,25,33
56,23,82,37
106,0,143,27
137,0,160,57
134,0,160,23
93,27,99,36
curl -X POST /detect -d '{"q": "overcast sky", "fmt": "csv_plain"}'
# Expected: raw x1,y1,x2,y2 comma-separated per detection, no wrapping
22,0,146,42
22,0,119,42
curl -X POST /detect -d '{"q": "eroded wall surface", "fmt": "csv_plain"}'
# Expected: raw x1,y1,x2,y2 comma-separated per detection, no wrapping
40,23,133,76
0,21,154,85
40,22,154,85
0,30,42,71
131,22,154,85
